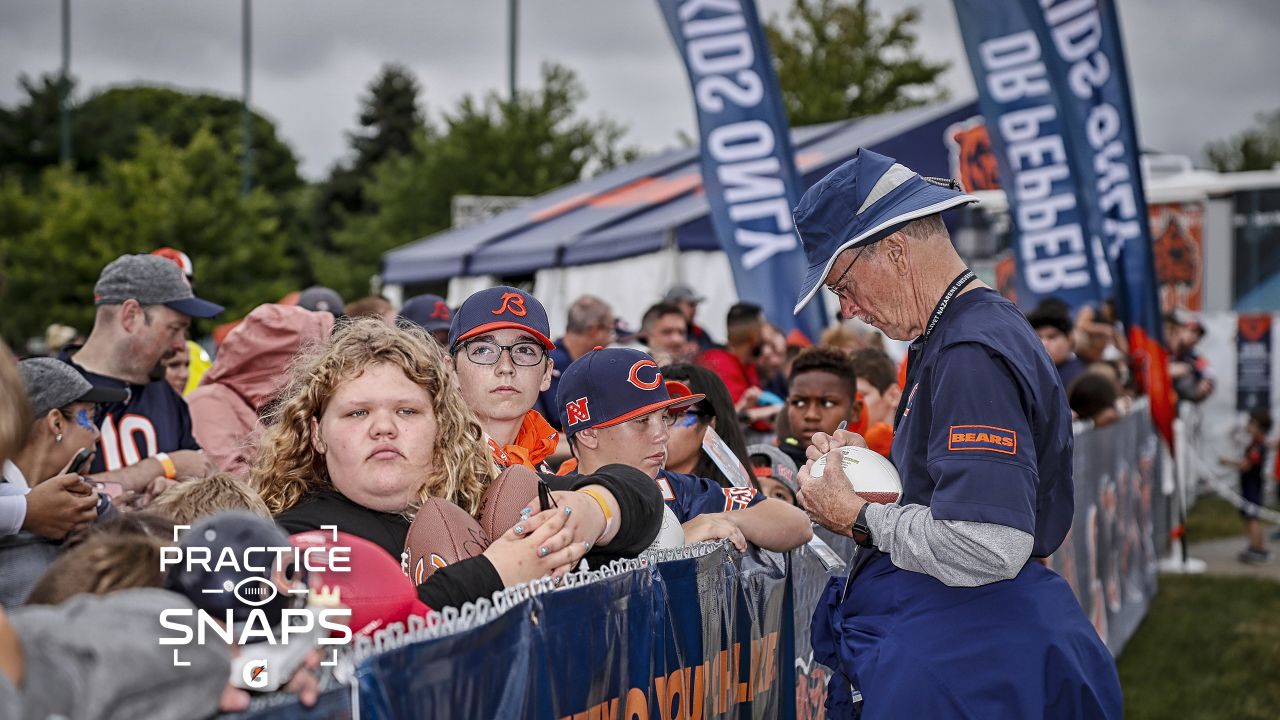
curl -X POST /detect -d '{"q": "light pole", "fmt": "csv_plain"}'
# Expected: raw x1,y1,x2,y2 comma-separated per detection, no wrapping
241,0,253,194
60,0,71,164
508,0,518,102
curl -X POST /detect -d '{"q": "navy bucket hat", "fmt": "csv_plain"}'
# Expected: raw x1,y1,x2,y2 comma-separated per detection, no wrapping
792,149,978,313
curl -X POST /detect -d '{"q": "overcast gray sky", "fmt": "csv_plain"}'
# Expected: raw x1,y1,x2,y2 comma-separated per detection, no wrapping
2,0,1277,180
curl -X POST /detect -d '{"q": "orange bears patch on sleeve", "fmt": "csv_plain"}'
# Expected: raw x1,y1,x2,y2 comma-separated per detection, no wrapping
947,425,1017,455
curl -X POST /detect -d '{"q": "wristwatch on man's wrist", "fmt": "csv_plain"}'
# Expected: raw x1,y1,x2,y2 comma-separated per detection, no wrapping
851,504,874,548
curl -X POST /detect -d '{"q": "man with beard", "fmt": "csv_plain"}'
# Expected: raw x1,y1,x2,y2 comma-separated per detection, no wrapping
61,255,219,487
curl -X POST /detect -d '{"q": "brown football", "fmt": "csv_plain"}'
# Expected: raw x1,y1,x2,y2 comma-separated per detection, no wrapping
403,498,490,586
477,465,542,541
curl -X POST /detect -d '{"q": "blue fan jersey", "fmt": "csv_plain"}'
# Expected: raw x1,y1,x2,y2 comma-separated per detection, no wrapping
60,355,199,473
657,469,761,523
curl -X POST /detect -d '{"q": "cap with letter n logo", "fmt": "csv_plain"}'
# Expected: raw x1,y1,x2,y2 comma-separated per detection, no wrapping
565,397,591,426
448,286,554,351
555,347,705,437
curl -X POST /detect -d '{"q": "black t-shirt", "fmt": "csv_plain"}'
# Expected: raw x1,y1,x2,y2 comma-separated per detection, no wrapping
273,464,663,609
275,489,502,611
275,490,411,559
1243,440,1265,486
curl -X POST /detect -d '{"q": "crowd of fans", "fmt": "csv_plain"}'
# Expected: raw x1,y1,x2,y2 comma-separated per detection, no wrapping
1023,297,1217,429
0,246,1224,717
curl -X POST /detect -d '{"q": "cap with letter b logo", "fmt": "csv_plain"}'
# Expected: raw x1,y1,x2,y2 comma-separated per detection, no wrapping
400,293,453,333
448,286,554,351
555,347,704,437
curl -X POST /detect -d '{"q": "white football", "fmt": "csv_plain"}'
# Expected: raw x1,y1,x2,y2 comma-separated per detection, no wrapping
809,445,902,504
646,505,686,552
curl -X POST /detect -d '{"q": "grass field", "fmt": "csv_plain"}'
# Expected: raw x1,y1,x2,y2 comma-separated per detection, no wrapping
1119,574,1280,719
1184,494,1253,542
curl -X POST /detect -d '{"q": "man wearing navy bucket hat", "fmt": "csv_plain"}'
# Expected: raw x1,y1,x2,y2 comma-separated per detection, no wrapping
791,150,1121,719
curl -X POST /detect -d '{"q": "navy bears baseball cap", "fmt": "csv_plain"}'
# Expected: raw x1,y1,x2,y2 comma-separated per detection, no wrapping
792,149,978,314
400,294,453,333
556,347,704,437
448,286,554,351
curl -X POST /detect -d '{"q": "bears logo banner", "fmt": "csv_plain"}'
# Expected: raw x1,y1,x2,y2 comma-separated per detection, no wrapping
656,0,826,341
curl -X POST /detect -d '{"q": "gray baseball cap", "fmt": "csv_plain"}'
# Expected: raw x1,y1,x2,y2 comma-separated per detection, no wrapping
747,443,800,493
19,358,128,419
297,286,345,316
662,284,705,304
94,254,224,318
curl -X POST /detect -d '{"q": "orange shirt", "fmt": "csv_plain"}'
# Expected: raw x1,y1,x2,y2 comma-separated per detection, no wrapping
865,421,893,458
487,410,560,471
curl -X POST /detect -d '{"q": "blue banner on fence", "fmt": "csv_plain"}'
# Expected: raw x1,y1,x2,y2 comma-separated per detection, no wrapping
656,0,825,341
1049,404,1166,655
297,545,794,720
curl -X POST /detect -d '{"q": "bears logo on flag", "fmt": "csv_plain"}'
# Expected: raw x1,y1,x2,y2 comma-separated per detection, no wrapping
945,116,1001,192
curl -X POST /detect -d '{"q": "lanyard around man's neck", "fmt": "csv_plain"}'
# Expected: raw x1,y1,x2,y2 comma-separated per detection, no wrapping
894,269,977,430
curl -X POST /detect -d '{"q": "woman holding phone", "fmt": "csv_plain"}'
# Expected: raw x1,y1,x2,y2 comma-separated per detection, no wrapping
1,358,128,607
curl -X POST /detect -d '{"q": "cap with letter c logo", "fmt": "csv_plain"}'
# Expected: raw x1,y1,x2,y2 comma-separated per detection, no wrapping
555,347,704,437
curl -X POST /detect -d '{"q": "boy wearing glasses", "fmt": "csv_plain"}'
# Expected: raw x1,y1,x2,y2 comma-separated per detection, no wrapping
448,286,562,472
556,347,811,552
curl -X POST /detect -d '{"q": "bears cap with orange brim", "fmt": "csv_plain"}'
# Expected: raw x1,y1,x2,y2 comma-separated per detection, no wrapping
556,347,704,437
448,285,555,351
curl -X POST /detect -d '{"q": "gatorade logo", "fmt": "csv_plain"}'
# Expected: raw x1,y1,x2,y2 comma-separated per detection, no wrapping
565,397,591,426
243,661,269,689
627,360,662,390
431,301,450,320
948,425,1016,455
492,293,527,317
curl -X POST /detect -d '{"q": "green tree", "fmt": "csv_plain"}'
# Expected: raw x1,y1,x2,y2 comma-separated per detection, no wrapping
314,65,424,230
1206,109,1280,172
0,77,303,195
0,74,73,178
765,0,949,126
310,64,426,290
0,128,297,344
317,63,638,300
